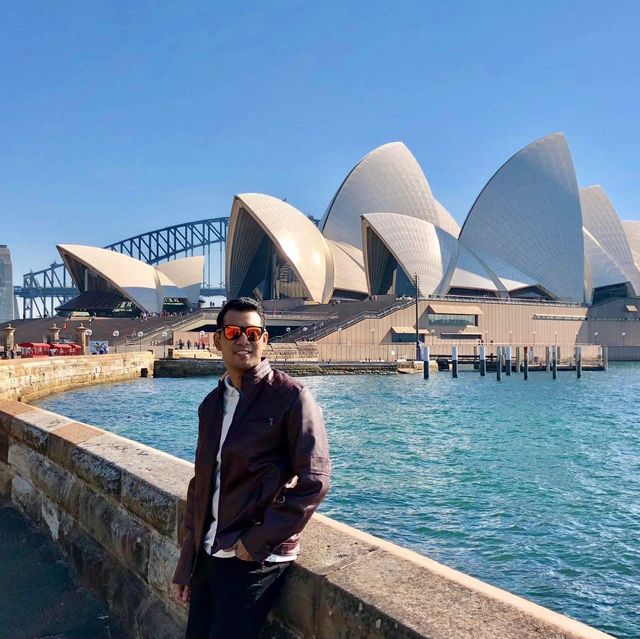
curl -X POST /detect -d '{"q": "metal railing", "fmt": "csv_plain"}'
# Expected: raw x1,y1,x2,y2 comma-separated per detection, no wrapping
426,293,584,307
272,298,415,343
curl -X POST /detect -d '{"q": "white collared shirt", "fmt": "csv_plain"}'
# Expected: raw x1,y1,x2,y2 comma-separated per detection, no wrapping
203,375,239,557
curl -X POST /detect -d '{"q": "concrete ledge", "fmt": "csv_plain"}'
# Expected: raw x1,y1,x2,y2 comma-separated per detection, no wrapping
288,516,613,639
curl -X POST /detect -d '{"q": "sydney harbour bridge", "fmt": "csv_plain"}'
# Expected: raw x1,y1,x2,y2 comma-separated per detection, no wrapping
14,218,229,319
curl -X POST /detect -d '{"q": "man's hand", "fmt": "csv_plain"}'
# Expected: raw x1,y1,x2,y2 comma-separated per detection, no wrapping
223,540,254,561
172,583,191,605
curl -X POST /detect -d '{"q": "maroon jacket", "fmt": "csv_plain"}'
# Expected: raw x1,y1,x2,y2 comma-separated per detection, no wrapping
173,359,331,585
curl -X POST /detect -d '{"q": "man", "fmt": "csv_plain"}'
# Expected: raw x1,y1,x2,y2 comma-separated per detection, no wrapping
172,297,331,639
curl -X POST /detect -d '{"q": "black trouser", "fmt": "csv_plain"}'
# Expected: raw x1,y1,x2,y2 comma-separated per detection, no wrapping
185,553,291,639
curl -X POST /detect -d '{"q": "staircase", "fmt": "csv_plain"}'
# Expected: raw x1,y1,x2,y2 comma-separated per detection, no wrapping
271,298,415,343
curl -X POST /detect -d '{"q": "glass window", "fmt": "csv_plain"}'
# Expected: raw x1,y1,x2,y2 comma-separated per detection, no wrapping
391,333,416,343
427,314,477,326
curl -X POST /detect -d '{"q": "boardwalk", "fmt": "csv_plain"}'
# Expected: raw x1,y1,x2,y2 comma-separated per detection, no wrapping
0,503,127,639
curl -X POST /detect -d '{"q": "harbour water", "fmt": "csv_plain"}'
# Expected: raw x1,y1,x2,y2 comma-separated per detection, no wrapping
38,364,640,638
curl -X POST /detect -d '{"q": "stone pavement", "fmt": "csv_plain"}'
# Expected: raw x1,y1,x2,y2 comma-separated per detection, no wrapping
0,503,128,639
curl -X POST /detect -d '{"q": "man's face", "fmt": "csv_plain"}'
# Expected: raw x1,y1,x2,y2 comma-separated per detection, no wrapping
213,309,268,377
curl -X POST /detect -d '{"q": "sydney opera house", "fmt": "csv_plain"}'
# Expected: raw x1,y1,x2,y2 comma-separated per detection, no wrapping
227,133,640,307
55,245,204,317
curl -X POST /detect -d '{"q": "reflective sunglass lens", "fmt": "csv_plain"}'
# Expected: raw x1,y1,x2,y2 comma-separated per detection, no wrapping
223,326,242,340
221,325,264,341
245,327,263,341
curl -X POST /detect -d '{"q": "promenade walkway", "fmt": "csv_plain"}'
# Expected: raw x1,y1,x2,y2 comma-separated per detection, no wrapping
0,503,127,639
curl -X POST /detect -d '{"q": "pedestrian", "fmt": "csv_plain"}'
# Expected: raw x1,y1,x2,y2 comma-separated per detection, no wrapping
172,297,330,639
187,339,192,349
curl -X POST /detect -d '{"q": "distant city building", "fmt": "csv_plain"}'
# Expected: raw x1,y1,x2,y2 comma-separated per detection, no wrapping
0,245,14,322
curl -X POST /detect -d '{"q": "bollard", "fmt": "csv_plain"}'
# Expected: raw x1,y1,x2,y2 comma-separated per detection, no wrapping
515,346,520,374
452,346,458,378
505,346,512,376
552,345,557,379
496,347,502,381
423,345,430,379
523,346,529,381
576,346,582,379
479,345,486,376
545,346,550,371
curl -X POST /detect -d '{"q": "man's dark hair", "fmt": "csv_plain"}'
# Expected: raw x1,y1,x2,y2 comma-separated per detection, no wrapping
216,297,266,330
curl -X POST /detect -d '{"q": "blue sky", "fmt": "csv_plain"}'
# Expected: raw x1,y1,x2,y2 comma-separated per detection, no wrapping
2,0,639,282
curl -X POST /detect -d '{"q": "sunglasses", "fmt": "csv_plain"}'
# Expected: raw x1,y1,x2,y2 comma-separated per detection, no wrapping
219,325,265,341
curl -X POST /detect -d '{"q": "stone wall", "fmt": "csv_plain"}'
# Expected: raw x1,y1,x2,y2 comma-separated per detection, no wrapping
0,352,155,402
154,359,427,377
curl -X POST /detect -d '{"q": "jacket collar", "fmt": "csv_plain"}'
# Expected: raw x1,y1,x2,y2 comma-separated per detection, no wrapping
220,358,272,394
241,358,272,392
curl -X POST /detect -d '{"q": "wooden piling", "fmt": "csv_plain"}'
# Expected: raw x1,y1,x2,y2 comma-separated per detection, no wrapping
552,345,557,379
496,346,501,381
479,345,486,376
505,346,512,376
452,346,458,379
576,346,582,379
523,346,529,380
423,345,430,379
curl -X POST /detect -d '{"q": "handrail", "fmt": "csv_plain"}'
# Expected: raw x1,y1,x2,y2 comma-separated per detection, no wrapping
122,309,219,344
272,299,415,343
426,293,584,307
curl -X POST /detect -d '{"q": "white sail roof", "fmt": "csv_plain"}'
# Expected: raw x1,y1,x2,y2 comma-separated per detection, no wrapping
446,243,505,294
361,213,455,297
321,142,460,249
468,250,537,293
227,194,334,303
326,240,368,295
459,133,586,303
580,186,640,294
58,245,163,313
156,256,204,304
583,229,630,290
622,220,640,269
57,245,204,314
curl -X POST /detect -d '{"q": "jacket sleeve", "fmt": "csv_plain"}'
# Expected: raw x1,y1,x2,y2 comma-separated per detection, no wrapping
240,386,331,562
172,474,196,585
172,396,209,586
